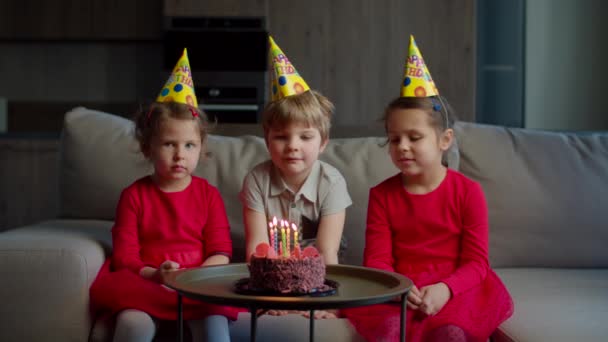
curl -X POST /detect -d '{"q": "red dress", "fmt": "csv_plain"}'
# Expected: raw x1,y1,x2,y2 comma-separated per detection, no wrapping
90,176,239,321
344,170,513,341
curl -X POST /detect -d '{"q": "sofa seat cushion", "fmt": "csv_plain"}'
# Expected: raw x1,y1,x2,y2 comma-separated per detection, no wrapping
230,312,364,342
0,219,112,342
494,268,608,342
91,311,364,342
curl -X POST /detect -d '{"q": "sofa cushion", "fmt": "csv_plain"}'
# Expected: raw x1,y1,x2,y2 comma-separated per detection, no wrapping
494,268,608,342
0,219,111,342
455,122,608,268
60,107,150,220
198,135,269,263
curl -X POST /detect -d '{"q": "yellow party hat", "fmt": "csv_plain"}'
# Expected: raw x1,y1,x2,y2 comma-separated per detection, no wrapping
269,36,310,101
400,35,439,98
156,48,198,107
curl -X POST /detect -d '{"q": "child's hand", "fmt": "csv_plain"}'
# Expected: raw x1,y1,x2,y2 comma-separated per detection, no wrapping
406,285,423,310
418,282,451,316
159,260,180,272
139,261,180,283
152,260,180,283
264,309,291,316
301,309,339,319
263,310,338,319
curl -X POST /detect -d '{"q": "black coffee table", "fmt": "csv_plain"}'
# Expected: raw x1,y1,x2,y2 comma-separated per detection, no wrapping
163,263,412,342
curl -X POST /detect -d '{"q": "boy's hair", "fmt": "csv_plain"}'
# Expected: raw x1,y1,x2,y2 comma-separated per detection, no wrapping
134,102,210,157
382,96,456,134
262,90,334,141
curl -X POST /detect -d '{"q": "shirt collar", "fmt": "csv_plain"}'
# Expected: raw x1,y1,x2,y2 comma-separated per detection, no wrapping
269,160,320,203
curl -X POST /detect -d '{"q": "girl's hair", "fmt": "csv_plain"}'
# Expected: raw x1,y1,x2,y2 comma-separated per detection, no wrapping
134,101,210,156
382,96,456,133
262,90,334,141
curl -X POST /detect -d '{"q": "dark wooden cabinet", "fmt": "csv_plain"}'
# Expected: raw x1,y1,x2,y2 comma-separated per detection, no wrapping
0,0,162,40
163,0,267,17
0,0,93,39
91,0,162,40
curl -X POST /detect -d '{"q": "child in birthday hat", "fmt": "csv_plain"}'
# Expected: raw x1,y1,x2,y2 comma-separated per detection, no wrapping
344,36,513,341
239,36,352,301
90,49,236,342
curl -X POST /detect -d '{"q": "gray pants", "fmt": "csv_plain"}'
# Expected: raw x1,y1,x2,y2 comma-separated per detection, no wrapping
113,309,230,342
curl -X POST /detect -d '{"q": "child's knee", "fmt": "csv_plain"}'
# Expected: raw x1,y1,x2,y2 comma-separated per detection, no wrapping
114,309,156,341
188,315,230,342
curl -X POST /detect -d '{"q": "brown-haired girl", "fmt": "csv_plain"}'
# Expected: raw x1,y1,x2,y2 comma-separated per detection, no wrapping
345,36,513,342
90,49,236,342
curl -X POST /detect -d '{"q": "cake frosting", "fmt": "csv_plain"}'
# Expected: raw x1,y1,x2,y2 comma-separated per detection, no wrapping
248,242,326,294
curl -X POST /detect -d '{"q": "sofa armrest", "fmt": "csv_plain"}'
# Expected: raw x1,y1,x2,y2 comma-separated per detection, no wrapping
0,220,111,342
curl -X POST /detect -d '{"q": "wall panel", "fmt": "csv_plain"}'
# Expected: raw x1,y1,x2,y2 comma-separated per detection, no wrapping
266,0,475,123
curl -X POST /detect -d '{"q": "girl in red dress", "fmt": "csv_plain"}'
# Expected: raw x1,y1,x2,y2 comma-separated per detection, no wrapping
344,37,513,342
90,49,237,342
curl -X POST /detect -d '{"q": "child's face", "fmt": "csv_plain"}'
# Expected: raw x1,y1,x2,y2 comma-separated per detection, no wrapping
148,117,202,190
386,108,452,178
266,121,328,184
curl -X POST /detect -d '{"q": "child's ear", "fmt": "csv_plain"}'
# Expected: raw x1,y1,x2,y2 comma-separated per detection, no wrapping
319,137,329,153
439,128,454,151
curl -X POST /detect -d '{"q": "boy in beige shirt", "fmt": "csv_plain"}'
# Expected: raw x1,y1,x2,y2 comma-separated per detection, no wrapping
239,36,351,267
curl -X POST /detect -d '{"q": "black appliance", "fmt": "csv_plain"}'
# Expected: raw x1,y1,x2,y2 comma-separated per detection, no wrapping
163,17,268,123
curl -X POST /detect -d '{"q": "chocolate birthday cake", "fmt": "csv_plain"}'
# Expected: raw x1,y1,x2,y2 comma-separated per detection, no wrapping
248,243,326,294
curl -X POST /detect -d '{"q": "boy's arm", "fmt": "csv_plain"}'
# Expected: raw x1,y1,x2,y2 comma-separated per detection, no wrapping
202,254,230,266
243,207,269,262
316,211,345,264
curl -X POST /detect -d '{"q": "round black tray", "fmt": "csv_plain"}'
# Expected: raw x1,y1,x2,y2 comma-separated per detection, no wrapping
163,263,412,311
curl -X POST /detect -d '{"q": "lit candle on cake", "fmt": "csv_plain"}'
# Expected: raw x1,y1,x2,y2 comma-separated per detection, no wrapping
272,216,279,252
286,222,291,256
268,221,275,253
292,223,299,249
280,221,287,257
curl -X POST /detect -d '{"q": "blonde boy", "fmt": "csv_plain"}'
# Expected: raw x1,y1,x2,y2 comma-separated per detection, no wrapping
239,89,351,265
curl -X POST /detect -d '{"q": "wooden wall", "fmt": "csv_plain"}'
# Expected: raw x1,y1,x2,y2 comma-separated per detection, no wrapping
165,0,477,123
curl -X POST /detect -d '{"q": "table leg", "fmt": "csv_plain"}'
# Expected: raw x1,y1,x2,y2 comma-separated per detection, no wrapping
177,293,183,342
250,307,258,342
400,292,407,342
309,310,315,342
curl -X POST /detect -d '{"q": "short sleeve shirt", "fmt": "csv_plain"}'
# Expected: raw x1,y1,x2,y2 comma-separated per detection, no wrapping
239,159,352,252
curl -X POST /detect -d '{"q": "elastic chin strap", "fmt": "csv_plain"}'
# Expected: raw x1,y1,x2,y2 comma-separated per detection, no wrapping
431,97,449,129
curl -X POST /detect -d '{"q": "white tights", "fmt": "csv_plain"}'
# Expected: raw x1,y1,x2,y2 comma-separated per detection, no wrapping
113,309,230,342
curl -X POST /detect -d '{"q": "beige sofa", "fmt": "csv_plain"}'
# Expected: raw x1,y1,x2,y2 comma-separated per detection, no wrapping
0,107,607,341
